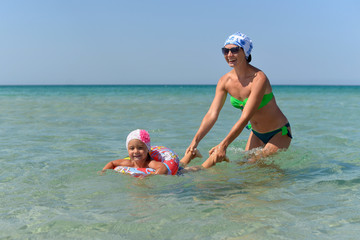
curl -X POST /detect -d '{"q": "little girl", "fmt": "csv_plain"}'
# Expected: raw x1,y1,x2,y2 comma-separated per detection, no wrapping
100,129,229,177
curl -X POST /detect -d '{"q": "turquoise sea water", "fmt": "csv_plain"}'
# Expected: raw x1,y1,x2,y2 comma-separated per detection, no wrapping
1,85,360,239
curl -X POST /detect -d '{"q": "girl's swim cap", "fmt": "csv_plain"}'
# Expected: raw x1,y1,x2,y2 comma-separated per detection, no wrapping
224,32,253,59
126,129,151,151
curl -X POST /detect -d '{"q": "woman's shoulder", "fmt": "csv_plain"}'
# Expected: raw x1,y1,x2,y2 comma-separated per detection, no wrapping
219,70,234,81
218,71,235,88
250,65,266,78
252,68,269,84
250,68,272,92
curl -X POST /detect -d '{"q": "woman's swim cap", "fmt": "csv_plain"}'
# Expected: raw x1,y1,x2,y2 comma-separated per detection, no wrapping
126,129,151,151
224,32,253,59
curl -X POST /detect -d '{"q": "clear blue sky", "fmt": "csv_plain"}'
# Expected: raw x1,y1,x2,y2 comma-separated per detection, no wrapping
1,0,359,85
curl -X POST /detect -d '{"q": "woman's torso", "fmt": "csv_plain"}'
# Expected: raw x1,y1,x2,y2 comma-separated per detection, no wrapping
224,67,288,133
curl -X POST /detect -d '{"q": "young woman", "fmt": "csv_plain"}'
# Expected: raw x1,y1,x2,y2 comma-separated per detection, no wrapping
186,32,292,164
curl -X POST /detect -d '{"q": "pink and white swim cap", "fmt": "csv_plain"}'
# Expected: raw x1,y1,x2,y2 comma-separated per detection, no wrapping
126,129,151,151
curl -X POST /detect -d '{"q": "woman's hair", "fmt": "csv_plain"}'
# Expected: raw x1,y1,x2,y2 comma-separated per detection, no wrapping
247,54,252,63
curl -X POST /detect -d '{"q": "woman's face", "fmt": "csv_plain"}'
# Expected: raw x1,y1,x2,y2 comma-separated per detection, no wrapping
223,44,246,67
127,139,149,162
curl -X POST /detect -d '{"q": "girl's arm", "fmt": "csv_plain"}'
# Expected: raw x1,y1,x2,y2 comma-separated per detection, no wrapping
148,161,168,175
98,159,129,175
102,159,127,171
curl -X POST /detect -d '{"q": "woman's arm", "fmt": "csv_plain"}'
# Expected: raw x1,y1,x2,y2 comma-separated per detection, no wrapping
187,77,228,154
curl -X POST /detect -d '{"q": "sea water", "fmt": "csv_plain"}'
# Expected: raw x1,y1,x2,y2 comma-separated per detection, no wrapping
1,85,360,239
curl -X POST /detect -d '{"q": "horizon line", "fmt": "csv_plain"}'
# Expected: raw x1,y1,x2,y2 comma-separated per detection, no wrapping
0,83,360,87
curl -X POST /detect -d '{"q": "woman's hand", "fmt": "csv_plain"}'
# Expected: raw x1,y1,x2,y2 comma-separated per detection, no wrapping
202,146,229,168
209,144,227,163
186,141,199,156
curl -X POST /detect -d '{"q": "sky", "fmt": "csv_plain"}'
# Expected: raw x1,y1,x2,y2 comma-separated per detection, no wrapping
0,0,359,86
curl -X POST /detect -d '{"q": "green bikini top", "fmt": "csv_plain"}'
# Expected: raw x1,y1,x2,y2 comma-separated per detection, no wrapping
230,92,274,110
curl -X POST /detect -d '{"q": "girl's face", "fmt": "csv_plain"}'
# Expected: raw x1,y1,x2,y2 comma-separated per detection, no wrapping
223,44,246,67
127,139,149,162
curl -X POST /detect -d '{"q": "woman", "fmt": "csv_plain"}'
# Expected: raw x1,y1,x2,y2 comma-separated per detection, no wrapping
186,32,292,164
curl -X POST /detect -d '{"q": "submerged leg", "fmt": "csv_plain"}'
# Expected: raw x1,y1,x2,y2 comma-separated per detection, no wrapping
247,129,292,163
245,131,264,151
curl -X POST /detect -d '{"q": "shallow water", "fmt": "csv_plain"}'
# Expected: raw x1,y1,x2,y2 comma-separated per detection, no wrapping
1,85,360,239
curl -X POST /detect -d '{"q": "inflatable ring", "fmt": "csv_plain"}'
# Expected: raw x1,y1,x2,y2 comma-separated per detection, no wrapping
114,146,180,177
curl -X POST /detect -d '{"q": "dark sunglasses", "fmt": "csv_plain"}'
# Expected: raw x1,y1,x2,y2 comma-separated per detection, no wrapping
221,46,241,55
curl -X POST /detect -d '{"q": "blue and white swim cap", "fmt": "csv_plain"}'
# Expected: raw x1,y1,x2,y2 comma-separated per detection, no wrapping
224,32,253,59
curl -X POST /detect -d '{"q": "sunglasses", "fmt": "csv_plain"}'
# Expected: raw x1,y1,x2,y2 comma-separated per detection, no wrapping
221,46,241,55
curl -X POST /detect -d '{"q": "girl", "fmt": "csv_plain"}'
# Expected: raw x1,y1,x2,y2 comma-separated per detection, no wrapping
101,129,228,177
